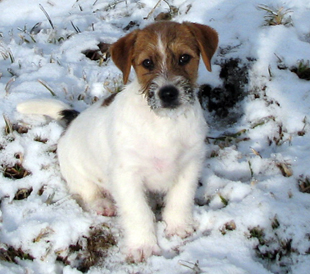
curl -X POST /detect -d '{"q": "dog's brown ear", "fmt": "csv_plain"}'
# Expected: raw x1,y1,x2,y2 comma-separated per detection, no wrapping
184,22,218,72
109,30,138,84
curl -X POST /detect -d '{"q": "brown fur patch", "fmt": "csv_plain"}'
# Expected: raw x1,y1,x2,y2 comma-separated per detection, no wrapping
101,92,118,107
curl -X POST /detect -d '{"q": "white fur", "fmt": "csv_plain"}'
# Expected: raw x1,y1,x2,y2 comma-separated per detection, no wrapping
58,79,207,260
157,34,167,70
17,78,207,262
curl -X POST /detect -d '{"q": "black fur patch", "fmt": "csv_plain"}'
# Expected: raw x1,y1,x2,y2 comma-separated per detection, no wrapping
101,93,118,107
59,109,80,127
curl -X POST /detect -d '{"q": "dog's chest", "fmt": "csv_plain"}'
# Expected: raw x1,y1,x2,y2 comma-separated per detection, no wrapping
111,89,207,189
120,117,202,189
136,140,189,190
152,156,168,173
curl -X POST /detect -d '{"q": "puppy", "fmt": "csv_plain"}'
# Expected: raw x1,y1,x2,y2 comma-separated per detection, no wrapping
17,21,218,262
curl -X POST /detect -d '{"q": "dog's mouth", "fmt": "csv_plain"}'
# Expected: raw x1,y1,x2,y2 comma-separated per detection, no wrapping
144,76,195,115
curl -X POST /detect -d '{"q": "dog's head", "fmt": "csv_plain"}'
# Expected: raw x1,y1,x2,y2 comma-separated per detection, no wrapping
110,21,218,115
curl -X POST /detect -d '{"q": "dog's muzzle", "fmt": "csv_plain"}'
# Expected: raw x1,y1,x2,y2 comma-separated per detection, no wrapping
145,76,195,115
158,85,179,108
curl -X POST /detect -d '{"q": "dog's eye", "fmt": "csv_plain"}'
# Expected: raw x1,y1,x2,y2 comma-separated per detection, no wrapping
142,59,154,70
179,54,191,66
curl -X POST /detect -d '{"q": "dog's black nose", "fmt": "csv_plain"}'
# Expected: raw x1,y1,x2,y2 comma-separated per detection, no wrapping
159,85,179,108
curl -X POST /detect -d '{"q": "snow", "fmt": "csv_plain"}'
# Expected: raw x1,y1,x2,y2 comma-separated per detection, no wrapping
1,0,310,273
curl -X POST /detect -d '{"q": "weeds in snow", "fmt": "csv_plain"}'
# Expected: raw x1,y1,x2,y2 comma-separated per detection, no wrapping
257,4,293,26
291,59,310,80
56,226,116,272
248,223,295,272
179,260,202,274
0,245,34,263
275,55,310,81
298,175,310,193
0,43,14,63
14,187,33,200
17,25,37,44
220,220,237,235
206,129,250,149
144,0,179,21
3,115,28,135
2,163,31,180
3,114,13,135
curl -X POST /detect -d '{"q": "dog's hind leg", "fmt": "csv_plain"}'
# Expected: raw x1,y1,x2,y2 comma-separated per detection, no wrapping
66,175,116,216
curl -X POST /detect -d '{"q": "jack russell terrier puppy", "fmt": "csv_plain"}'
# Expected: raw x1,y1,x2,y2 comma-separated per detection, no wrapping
17,21,218,262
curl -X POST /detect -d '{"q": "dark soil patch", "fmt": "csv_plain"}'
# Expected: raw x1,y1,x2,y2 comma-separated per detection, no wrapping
83,42,111,61
291,66,310,81
199,58,251,125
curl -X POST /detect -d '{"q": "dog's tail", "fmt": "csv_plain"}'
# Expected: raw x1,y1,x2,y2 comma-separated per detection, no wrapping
17,99,80,126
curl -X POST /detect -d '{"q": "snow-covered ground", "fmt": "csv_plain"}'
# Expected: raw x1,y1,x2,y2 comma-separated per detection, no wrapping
1,0,310,273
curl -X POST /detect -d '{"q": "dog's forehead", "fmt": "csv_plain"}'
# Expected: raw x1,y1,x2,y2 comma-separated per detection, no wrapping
133,22,198,57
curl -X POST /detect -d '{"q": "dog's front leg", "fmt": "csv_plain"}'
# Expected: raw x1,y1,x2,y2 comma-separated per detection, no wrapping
162,160,202,238
112,170,160,262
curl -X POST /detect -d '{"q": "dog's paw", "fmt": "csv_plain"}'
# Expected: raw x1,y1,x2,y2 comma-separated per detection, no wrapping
97,206,117,217
90,198,117,217
126,244,161,263
165,223,195,239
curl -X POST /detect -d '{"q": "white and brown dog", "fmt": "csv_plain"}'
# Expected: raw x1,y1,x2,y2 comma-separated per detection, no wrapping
17,21,218,262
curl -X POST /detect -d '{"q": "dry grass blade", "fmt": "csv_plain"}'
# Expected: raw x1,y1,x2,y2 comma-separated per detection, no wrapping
276,162,293,177
179,260,202,274
251,116,275,129
70,21,81,33
38,79,56,96
39,4,54,29
251,147,262,158
144,0,162,19
5,77,16,94
3,114,13,135
45,192,55,204
8,50,15,63
33,227,55,243
248,160,254,178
